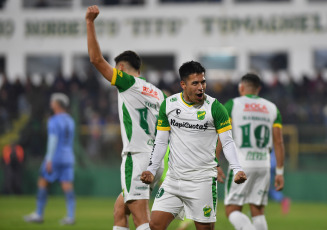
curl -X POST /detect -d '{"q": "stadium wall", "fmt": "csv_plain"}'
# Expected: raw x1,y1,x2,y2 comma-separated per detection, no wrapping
1,168,327,202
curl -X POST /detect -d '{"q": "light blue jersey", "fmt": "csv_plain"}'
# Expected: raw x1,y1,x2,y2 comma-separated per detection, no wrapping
47,113,75,164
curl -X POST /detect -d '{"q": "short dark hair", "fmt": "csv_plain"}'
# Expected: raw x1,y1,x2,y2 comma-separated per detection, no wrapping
114,50,142,71
241,73,261,89
179,61,206,81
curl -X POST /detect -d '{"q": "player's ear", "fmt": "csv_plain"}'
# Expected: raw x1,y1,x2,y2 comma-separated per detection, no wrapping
180,80,186,90
238,82,244,95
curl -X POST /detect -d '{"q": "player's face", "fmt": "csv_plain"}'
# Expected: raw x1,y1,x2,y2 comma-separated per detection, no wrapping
181,73,206,104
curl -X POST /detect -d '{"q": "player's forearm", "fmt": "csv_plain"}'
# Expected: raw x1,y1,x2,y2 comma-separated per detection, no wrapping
273,127,285,169
45,134,58,162
215,137,222,162
86,21,113,81
87,21,103,64
219,130,243,174
147,130,169,176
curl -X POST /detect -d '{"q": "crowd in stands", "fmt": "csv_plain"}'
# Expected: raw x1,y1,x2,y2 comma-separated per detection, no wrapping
0,70,326,159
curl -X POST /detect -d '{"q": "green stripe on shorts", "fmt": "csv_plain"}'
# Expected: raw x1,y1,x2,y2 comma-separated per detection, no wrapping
212,177,217,211
125,152,133,193
227,169,234,194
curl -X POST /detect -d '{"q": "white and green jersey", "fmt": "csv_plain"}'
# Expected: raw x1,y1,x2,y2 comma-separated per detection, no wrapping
225,95,282,168
111,68,166,155
157,92,232,181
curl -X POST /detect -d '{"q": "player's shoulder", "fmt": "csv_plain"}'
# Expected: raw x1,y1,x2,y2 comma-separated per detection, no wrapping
204,94,224,109
166,93,180,103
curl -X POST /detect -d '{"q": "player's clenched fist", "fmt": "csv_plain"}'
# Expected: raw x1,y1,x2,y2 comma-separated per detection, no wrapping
234,171,247,184
140,171,154,184
85,5,99,22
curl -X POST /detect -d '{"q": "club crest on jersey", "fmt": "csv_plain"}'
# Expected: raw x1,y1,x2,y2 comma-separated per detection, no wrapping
197,111,206,120
156,188,164,198
203,205,212,217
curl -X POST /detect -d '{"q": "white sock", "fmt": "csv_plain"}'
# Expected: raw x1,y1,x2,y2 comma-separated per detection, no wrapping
252,215,268,230
113,226,129,230
136,223,150,230
229,211,256,230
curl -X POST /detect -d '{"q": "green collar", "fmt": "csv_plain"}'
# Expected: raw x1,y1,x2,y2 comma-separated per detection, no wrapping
139,77,146,81
245,94,259,99
181,92,194,106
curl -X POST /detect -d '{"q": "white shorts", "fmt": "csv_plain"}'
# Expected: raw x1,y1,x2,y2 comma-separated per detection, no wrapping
152,176,218,223
121,152,163,203
224,167,270,206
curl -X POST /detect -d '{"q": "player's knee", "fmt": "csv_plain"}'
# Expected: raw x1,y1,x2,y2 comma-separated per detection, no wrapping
149,220,160,230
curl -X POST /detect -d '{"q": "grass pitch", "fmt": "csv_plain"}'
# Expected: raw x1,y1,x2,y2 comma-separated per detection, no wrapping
0,196,326,230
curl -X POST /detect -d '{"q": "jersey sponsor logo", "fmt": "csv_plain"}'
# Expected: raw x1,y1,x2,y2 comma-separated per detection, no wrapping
203,205,212,217
220,119,230,127
170,119,208,131
244,103,269,114
156,188,165,198
176,109,181,116
170,97,177,102
117,70,123,77
197,111,206,120
142,86,159,100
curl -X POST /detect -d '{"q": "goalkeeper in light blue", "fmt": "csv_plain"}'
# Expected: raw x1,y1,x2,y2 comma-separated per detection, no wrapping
24,93,76,225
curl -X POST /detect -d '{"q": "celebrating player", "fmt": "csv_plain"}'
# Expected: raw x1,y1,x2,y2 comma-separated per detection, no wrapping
24,93,76,225
86,5,166,230
141,61,247,230
217,73,285,230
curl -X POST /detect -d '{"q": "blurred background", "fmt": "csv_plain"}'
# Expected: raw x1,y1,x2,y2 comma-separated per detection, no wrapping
0,0,327,203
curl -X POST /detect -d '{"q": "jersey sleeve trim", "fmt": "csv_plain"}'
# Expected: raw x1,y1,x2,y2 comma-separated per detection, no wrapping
273,123,283,128
157,126,171,131
217,125,232,134
111,68,117,86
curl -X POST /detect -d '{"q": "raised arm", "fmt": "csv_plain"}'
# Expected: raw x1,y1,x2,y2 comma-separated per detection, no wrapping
86,5,114,82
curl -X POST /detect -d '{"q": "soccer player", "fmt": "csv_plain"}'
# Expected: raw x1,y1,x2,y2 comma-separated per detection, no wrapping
24,93,76,225
141,61,247,230
86,6,166,230
216,73,285,230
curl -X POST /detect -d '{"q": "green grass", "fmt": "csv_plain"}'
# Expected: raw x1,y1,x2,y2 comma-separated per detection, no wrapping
0,196,326,230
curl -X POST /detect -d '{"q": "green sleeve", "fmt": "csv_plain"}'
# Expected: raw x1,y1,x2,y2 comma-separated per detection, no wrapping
212,100,232,134
111,68,136,93
224,99,234,118
273,108,283,128
157,99,170,131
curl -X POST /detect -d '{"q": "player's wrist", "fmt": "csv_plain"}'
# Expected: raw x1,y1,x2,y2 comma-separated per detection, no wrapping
276,166,284,175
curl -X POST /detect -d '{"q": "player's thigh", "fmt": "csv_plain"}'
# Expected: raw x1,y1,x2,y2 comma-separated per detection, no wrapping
247,168,270,206
58,164,74,185
224,167,255,206
182,178,217,223
121,152,151,202
152,177,184,218
126,199,150,226
150,211,175,230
